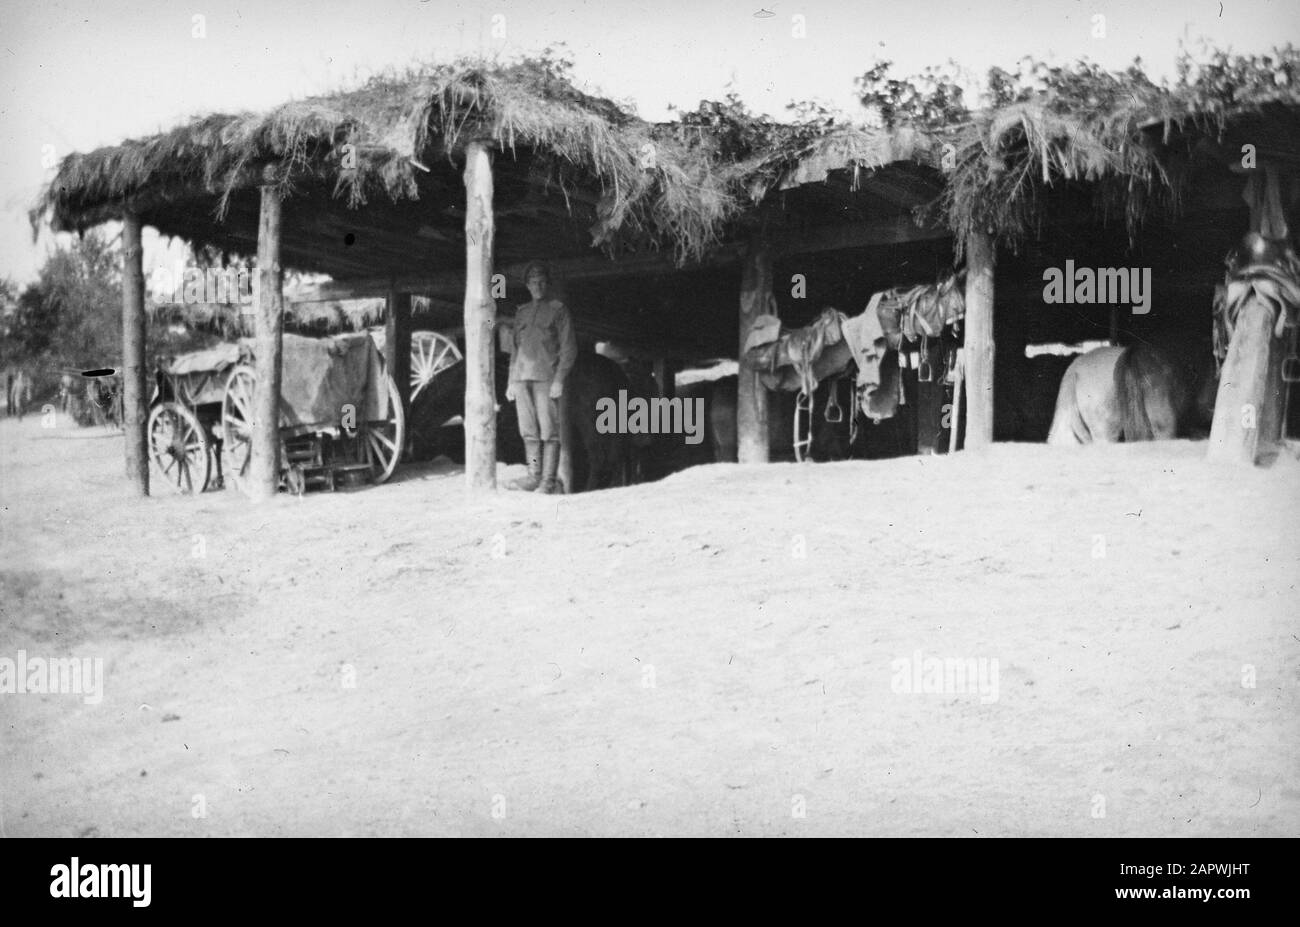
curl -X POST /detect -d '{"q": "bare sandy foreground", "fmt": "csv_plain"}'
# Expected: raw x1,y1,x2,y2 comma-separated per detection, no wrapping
1,414,1297,837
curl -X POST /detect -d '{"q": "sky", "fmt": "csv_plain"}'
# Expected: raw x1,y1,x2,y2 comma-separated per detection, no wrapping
1,0,1296,285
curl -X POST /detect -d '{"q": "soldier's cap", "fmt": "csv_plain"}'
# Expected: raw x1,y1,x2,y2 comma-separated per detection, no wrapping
523,261,551,283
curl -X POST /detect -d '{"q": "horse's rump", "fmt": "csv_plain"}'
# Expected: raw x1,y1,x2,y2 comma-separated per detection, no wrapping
1113,343,1186,441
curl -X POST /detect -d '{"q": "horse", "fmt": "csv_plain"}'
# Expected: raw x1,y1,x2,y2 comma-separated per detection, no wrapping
701,374,810,463
1047,342,1216,445
564,351,638,491
404,348,643,492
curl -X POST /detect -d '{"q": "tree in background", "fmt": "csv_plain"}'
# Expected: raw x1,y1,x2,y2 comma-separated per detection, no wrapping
1,231,235,413
1,229,122,405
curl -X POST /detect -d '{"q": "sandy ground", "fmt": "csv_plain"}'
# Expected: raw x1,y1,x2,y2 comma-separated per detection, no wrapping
1,413,1298,837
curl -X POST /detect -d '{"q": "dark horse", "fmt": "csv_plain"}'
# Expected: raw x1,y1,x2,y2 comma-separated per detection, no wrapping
404,349,640,492
702,374,797,462
565,351,649,491
1048,343,1217,445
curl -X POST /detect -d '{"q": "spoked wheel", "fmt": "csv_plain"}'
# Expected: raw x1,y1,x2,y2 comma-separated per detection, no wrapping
220,365,257,494
410,331,462,401
362,368,406,484
147,402,211,493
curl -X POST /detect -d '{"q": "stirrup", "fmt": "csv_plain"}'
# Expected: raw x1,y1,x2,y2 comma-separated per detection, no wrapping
823,380,843,423
917,338,934,382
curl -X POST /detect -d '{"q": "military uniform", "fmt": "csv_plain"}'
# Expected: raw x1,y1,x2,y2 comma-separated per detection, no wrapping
507,296,577,491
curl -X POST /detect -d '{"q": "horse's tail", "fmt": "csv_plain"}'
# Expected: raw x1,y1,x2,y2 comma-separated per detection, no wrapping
1114,344,1185,441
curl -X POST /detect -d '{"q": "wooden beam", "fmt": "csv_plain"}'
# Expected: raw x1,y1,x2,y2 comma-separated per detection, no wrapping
773,215,950,257
738,243,774,464
291,217,953,301
963,230,996,448
1207,297,1283,465
463,141,497,490
248,186,285,501
121,211,148,496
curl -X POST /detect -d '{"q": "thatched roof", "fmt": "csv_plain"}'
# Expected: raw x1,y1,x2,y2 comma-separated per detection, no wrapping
33,58,745,270
740,123,943,199
934,63,1300,258
34,51,1300,289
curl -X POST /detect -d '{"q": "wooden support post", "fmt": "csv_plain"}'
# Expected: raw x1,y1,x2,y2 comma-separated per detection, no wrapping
963,231,996,448
1257,329,1287,449
463,141,497,490
738,245,774,464
121,210,148,496
385,286,412,415
248,185,284,501
1207,297,1282,465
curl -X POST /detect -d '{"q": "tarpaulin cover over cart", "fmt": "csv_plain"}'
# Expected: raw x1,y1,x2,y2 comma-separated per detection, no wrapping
255,332,390,431
158,342,242,406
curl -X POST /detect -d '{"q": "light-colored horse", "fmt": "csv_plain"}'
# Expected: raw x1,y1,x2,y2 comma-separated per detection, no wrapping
1048,343,1213,445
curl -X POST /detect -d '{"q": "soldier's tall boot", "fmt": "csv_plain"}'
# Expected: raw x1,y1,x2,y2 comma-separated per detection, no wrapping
536,440,562,494
508,439,542,491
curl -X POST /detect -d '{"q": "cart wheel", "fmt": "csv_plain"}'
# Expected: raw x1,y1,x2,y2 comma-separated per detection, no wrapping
410,331,462,400
363,368,405,484
220,365,257,494
147,402,211,493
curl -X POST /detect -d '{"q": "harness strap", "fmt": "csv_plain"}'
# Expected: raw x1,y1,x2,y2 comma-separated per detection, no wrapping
794,389,814,462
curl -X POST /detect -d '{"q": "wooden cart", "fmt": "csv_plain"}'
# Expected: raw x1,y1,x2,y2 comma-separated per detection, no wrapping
147,343,240,492
148,331,427,495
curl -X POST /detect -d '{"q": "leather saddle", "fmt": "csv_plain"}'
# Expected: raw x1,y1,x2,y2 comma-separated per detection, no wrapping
1214,234,1300,360
744,307,848,395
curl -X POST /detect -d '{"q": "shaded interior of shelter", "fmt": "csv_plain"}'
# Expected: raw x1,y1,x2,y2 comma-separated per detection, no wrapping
140,148,658,280
133,116,1300,459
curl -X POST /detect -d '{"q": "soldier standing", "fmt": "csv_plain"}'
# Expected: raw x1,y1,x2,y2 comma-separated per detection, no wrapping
505,262,577,493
